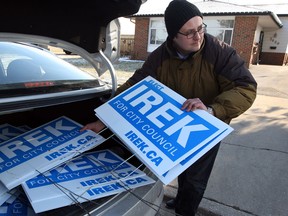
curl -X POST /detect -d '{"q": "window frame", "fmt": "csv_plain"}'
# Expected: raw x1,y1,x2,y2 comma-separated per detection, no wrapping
203,16,235,45
147,17,167,52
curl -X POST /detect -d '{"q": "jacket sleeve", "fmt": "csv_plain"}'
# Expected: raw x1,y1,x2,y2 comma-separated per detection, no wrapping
208,38,257,123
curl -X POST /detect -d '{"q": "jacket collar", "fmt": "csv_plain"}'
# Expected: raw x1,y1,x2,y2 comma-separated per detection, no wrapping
165,35,206,60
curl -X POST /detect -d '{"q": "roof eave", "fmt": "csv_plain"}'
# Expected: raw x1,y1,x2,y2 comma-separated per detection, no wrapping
130,11,283,28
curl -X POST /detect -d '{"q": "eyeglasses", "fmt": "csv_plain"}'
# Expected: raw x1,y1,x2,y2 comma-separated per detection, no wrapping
178,23,207,39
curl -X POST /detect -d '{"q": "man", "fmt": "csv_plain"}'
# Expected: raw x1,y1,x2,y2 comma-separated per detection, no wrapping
81,0,257,215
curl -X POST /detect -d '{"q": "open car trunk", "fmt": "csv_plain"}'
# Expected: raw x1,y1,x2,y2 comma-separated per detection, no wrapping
0,97,163,216
0,1,164,215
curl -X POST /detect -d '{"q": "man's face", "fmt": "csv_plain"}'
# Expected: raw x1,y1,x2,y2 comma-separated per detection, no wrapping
173,16,205,55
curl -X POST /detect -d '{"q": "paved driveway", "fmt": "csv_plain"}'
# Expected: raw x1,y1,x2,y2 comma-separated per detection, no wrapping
249,64,288,99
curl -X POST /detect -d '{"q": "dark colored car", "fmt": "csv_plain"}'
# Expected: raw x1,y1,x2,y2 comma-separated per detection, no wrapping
0,1,164,215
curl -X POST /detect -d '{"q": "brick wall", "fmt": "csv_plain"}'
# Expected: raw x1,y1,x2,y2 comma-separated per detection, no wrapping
260,52,287,65
232,16,258,68
132,18,150,60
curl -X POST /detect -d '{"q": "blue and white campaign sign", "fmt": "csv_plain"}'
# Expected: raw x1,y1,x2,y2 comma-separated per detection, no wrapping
0,182,9,205
0,124,27,199
0,187,18,206
95,76,233,183
0,116,105,190
17,125,32,132
0,124,26,143
0,192,36,216
22,150,155,213
159,125,232,184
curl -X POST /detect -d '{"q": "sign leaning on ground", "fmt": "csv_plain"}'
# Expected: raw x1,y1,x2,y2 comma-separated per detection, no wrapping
95,76,233,184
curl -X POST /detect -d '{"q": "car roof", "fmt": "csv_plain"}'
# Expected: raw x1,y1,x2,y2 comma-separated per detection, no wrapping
0,0,143,53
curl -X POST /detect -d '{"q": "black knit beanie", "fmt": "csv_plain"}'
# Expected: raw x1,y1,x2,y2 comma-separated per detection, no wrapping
165,0,203,39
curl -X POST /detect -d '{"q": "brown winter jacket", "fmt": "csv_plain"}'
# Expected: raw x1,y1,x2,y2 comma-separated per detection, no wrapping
116,33,257,124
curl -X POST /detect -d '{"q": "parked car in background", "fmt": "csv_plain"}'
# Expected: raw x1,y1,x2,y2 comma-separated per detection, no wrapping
0,0,164,215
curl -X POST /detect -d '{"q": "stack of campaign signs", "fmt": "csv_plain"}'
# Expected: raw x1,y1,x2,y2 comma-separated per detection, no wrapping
0,116,105,190
0,192,36,216
0,123,31,208
95,76,234,185
0,123,28,143
0,116,154,213
22,150,155,213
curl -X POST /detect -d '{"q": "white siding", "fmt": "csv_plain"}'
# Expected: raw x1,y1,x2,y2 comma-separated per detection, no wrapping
254,25,263,43
262,17,288,53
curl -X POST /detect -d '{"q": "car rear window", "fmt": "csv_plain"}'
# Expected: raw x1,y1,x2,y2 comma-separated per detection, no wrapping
0,42,103,97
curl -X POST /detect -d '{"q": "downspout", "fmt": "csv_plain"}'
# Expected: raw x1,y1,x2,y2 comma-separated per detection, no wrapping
269,11,283,28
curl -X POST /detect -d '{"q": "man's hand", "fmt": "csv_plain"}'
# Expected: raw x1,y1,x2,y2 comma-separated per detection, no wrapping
181,98,208,112
80,120,106,133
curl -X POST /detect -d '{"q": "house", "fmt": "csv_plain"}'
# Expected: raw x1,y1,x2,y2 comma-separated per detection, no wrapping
127,0,288,67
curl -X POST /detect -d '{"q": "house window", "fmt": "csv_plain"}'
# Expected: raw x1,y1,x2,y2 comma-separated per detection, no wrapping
148,18,167,52
146,17,234,52
204,18,234,45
